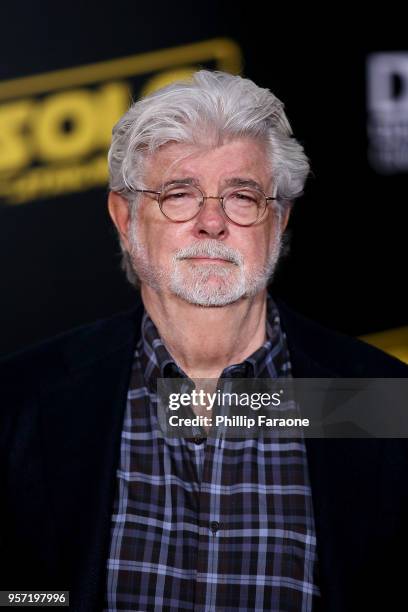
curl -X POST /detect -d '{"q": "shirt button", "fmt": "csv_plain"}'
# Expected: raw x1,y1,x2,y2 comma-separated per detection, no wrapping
210,521,220,533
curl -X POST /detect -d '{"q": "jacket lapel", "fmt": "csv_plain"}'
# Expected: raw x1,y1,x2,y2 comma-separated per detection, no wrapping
278,300,382,611
39,309,141,611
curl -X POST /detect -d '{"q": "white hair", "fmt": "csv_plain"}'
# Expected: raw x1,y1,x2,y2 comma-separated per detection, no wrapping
107,69,310,286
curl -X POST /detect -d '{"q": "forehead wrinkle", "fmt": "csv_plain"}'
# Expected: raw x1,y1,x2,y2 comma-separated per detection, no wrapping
143,145,201,189
144,139,272,191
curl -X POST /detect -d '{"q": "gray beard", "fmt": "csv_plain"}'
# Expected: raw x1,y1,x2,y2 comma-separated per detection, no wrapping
128,227,283,306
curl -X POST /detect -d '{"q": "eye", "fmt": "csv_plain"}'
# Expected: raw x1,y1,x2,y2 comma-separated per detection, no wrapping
236,192,255,200
228,190,259,203
167,192,187,199
162,190,192,202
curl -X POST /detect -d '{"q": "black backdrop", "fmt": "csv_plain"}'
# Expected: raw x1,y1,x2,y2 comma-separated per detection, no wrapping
1,3,407,357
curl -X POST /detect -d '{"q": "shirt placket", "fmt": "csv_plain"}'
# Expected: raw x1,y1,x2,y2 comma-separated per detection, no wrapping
193,436,226,612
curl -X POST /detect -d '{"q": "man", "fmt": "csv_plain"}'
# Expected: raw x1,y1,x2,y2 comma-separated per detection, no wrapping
1,70,407,612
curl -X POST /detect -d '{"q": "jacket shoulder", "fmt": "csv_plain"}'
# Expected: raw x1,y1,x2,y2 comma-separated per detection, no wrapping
0,306,143,390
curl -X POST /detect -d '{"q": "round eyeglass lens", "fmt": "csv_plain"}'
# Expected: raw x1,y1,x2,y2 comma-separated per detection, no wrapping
160,185,202,221
223,188,266,225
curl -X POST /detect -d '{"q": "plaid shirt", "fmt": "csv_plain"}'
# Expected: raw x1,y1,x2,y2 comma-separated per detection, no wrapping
104,297,320,611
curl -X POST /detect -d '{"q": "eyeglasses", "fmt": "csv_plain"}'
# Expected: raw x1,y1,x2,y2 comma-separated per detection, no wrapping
126,183,277,227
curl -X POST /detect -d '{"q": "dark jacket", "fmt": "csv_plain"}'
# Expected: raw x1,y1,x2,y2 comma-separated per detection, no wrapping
1,297,407,612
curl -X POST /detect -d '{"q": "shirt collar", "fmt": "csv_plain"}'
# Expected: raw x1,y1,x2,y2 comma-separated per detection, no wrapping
138,294,291,389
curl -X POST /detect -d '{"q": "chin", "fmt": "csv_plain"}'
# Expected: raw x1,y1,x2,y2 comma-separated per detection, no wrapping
176,291,245,307
169,274,247,307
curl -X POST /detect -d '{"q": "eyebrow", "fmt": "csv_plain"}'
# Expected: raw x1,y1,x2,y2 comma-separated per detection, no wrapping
223,177,264,191
160,177,265,191
160,178,199,189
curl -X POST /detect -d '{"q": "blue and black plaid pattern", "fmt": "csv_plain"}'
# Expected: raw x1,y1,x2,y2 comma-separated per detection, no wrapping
104,297,320,611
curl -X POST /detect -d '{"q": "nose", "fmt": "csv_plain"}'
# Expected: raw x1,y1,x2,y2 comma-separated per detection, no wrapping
192,196,228,239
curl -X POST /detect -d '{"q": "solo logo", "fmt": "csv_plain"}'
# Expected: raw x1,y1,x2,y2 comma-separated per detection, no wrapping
0,39,241,204
367,52,408,174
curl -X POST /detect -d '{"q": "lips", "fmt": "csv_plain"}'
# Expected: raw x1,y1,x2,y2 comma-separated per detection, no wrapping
186,257,232,263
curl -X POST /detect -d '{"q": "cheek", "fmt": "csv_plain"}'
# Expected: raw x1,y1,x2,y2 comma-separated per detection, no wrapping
140,218,188,262
263,220,281,256
233,228,271,265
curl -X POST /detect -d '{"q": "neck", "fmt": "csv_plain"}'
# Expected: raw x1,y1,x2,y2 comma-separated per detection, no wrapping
141,285,268,380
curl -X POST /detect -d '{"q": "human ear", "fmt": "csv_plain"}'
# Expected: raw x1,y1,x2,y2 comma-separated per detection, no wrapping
280,202,292,232
108,191,131,250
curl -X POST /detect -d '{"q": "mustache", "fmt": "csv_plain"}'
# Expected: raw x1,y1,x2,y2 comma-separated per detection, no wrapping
173,240,243,266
